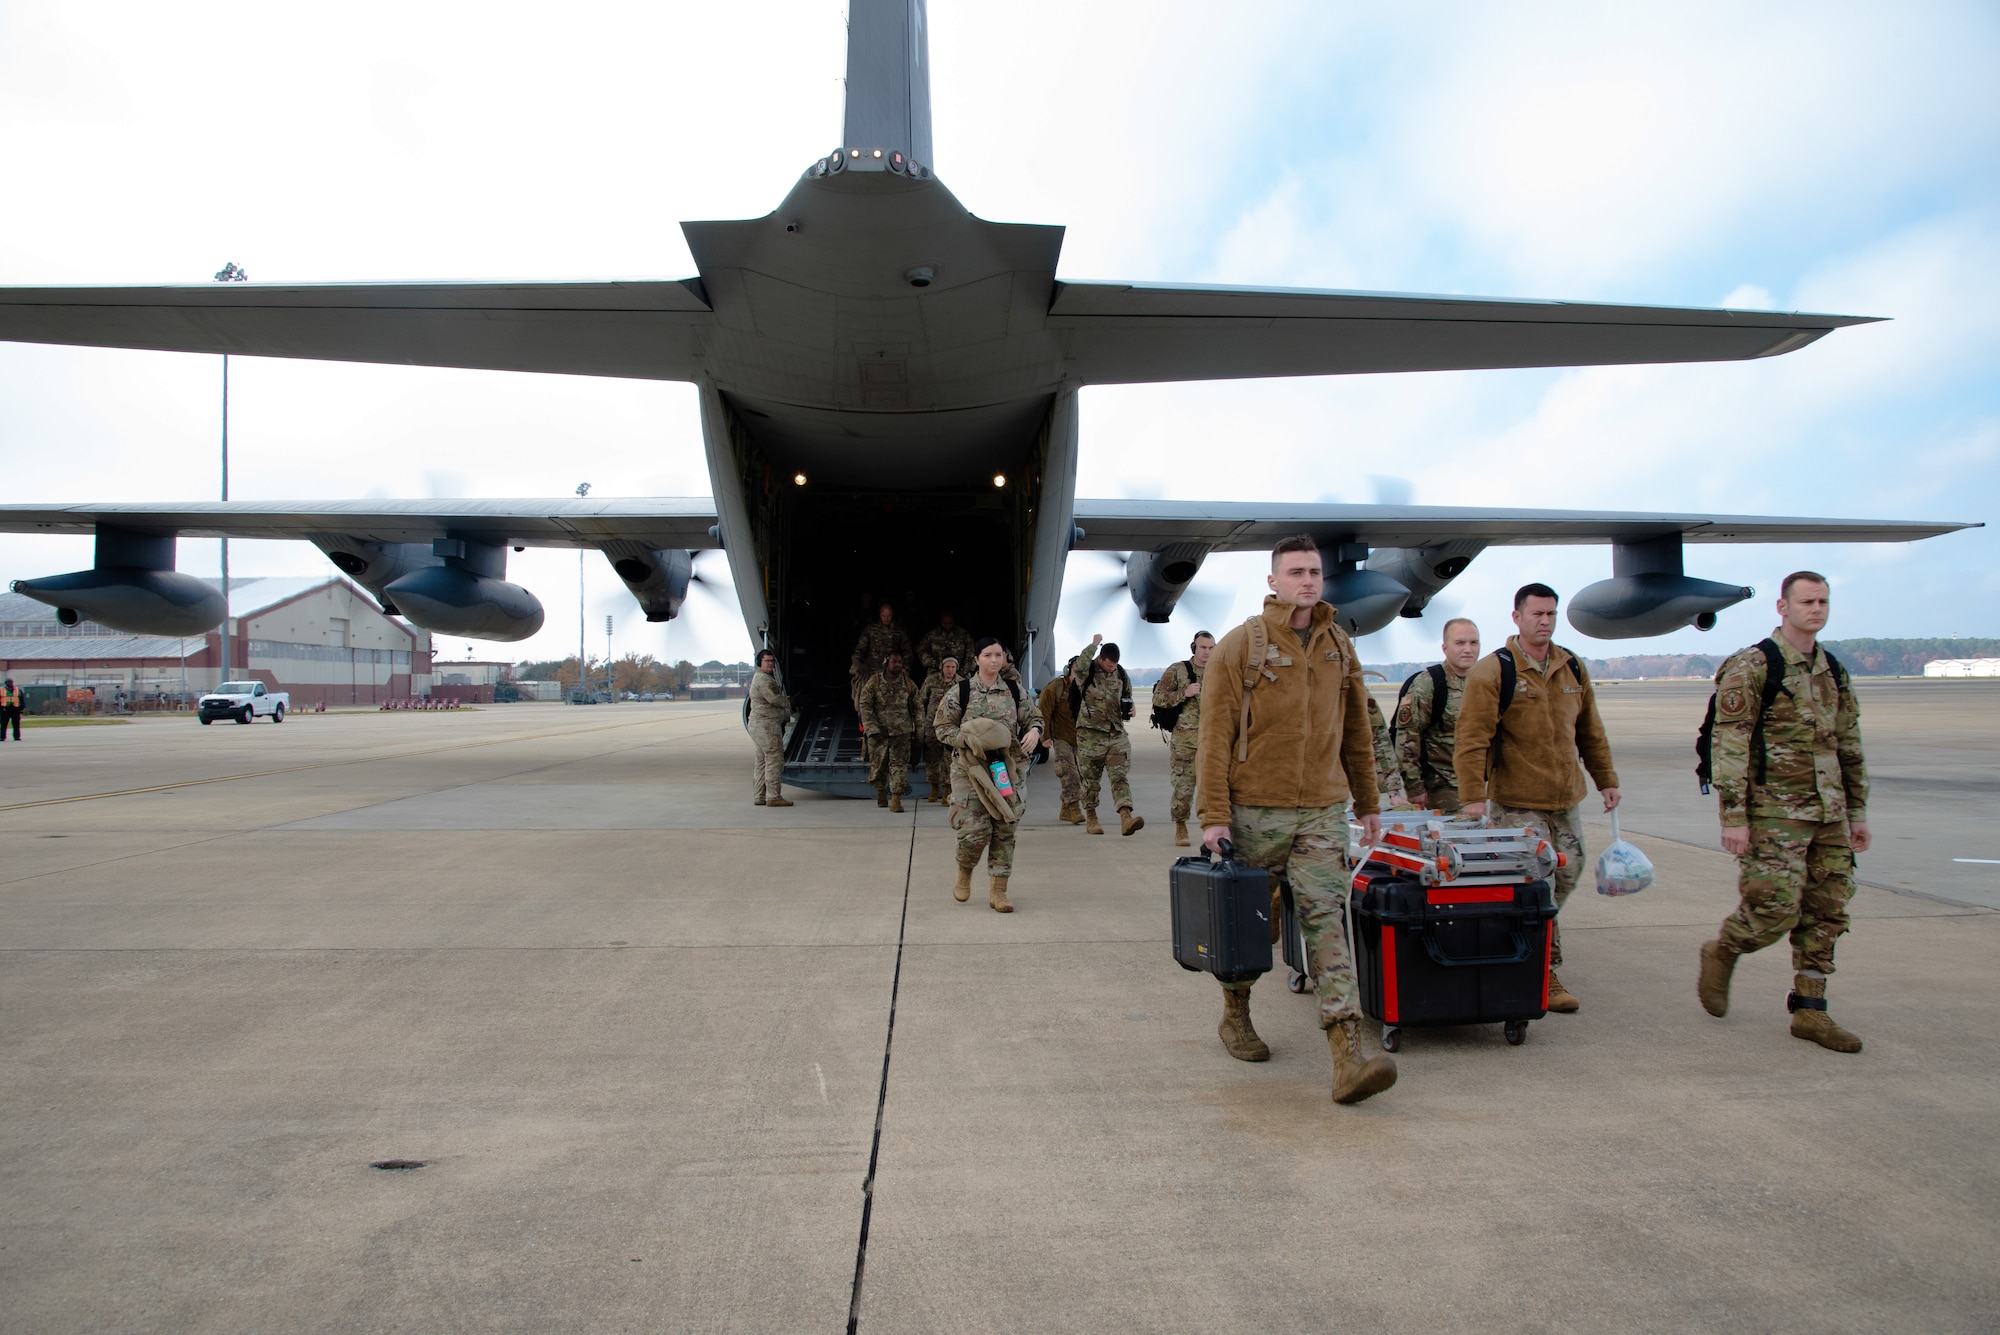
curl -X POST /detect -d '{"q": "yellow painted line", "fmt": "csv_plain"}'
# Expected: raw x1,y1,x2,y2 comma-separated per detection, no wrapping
0,712,729,813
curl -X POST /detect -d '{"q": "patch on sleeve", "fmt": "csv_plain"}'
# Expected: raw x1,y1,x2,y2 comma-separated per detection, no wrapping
1717,687,1749,720
1396,701,1414,726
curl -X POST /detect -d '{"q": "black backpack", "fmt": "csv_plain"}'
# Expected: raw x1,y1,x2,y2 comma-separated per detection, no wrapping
1390,663,1450,785
1695,639,1847,794
1486,645,1588,772
1070,658,1134,723
958,674,1023,714
1151,660,1195,732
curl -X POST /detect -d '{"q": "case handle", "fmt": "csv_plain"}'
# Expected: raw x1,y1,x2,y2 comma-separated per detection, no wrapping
1419,924,1533,969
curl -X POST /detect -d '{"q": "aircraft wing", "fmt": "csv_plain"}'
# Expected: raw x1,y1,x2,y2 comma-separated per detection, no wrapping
1048,282,1880,383
1069,500,1977,550
0,498,722,549
0,280,714,380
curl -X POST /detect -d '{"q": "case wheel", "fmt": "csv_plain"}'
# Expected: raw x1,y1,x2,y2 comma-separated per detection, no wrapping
1504,1020,1528,1046
1286,969,1309,994
1380,1026,1402,1053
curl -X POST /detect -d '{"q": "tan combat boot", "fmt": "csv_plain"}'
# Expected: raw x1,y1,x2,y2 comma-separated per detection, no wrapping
1058,800,1082,824
754,794,767,806
889,792,904,813
767,795,793,808
1697,939,1737,1017
1120,808,1145,836
988,876,1013,913
1546,972,1580,1013
1174,820,1190,847
1789,974,1862,1052
1328,1020,1398,1104
1218,989,1270,1062
1085,809,1104,835
875,787,888,809
953,865,973,902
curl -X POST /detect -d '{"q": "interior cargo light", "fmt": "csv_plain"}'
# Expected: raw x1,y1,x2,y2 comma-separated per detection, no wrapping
992,473,1006,488
794,472,808,486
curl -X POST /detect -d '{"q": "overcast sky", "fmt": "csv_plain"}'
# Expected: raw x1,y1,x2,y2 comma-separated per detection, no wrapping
2,1,1993,669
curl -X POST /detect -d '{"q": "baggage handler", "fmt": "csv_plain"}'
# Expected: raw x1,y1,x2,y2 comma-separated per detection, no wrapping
1035,670,1086,824
858,651,920,812
1150,631,1214,845
746,651,793,808
1069,636,1143,836
1455,584,1620,1014
915,656,961,803
935,638,1044,912
1698,572,1870,1052
1197,536,1396,1105
1396,618,1480,813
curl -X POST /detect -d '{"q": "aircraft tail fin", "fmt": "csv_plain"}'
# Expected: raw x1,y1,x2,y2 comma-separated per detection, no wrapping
843,0,933,167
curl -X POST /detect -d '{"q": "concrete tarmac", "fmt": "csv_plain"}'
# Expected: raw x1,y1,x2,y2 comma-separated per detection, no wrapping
1,690,1995,1332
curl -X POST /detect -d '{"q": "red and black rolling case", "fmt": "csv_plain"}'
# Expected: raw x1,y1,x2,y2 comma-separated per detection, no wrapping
1170,840,1273,983
1350,819,1558,1050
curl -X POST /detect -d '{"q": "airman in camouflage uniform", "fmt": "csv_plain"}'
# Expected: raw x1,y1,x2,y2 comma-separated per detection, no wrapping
1394,618,1479,813
858,652,920,812
850,602,913,711
1151,632,1213,845
934,642,1044,911
1069,635,1143,835
1366,694,1410,809
746,649,793,808
1036,673,1085,823
917,613,976,681
915,656,961,803
1698,573,1870,1053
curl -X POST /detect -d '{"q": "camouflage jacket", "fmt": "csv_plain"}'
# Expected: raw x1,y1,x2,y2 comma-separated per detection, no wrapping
859,670,920,737
1067,646,1132,737
1712,633,1868,827
851,621,913,678
916,673,960,739
1366,695,1409,808
1394,665,1464,796
1152,660,1203,742
916,625,976,677
747,670,790,725
934,674,1044,788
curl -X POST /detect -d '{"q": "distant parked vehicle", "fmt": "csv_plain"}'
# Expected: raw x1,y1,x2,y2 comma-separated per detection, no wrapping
198,681,288,725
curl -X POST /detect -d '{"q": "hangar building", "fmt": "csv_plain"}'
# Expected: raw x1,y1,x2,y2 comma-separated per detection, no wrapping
0,576,434,708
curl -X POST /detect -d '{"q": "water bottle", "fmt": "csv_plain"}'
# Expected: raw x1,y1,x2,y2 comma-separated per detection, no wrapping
989,759,1014,798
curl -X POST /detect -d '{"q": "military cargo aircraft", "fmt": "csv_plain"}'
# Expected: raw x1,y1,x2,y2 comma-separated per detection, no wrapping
0,0,1973,794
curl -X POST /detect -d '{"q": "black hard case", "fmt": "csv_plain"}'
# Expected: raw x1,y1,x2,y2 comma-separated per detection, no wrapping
1170,850,1273,983
1352,871,1554,1030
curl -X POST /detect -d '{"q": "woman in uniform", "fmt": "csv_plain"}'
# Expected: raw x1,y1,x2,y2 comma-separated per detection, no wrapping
933,637,1043,912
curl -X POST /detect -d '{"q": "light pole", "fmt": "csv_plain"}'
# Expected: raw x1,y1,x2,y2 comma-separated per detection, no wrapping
575,482,590,700
605,614,614,701
214,261,247,687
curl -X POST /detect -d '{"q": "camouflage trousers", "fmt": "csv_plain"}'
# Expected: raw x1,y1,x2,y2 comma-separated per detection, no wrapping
1076,730,1133,813
1050,738,1083,808
1221,802,1358,1028
1721,817,1854,974
951,793,1024,878
923,737,951,800
868,733,913,794
1167,732,1199,822
749,720,785,799
1424,784,1462,815
1488,801,1584,968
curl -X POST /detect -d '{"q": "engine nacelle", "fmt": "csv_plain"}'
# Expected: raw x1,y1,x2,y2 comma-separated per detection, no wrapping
604,543,692,622
311,536,443,616
10,526,225,635
1364,542,1483,618
383,566,546,641
1124,543,1209,623
11,568,225,637
1567,574,1753,638
1322,569,1413,637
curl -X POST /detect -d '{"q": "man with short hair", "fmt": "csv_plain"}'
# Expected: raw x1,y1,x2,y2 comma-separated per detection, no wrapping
1396,618,1480,813
1034,669,1086,823
858,650,920,812
916,655,961,803
1455,584,1620,1014
1151,631,1214,845
1698,572,1870,1052
1069,635,1143,836
850,601,912,711
1197,536,1394,1106
746,650,793,807
917,612,975,681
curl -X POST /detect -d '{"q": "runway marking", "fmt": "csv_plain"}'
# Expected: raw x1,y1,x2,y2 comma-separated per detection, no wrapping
0,713,723,813
1953,858,2000,864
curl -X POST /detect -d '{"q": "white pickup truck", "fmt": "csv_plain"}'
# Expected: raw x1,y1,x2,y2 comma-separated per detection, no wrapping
198,680,289,725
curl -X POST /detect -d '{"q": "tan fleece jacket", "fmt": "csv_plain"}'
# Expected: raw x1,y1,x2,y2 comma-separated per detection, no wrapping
1453,636,1619,810
1195,596,1380,828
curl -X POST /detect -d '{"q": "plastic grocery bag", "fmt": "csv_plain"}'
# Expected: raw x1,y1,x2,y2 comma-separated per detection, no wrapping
1595,809,1655,897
